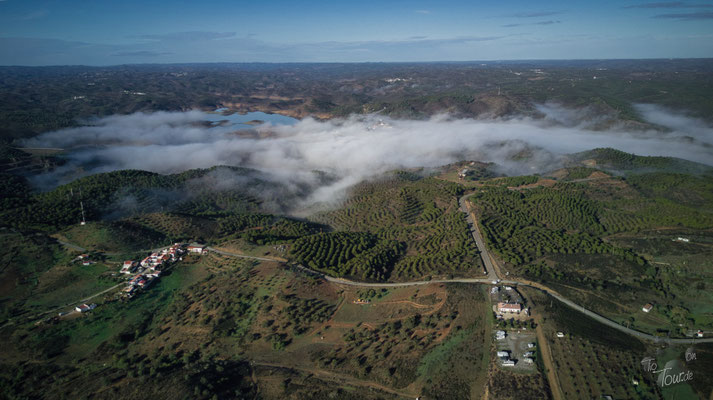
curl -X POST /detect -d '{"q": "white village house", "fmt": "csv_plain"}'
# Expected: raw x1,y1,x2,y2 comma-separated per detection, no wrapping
498,302,523,313
75,303,96,313
187,245,205,254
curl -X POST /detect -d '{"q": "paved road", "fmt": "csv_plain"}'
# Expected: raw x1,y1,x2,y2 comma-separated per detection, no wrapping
292,195,713,345
518,279,712,345
456,194,713,345
292,265,713,345
459,194,498,280
55,233,713,345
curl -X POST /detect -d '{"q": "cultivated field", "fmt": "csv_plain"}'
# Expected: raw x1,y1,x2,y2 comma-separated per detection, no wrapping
313,175,484,281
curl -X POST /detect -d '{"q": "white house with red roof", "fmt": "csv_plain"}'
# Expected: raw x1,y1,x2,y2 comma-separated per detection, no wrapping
498,302,523,313
187,245,205,254
75,303,96,313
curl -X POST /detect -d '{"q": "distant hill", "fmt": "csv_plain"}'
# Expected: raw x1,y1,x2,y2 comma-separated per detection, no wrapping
3,60,713,141
570,147,713,175
0,165,269,231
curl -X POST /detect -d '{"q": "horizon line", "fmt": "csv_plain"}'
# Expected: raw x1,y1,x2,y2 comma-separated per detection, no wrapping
1,57,713,68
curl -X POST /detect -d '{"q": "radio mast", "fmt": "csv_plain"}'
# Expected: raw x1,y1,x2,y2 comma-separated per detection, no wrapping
80,201,86,226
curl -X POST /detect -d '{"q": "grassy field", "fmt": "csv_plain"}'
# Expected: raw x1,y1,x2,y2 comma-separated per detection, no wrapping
0,231,117,322
59,220,168,253
130,212,219,244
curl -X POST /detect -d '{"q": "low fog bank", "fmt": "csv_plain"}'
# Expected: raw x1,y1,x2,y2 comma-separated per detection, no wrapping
23,103,713,213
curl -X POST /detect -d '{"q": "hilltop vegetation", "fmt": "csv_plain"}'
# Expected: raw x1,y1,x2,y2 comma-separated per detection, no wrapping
290,232,404,281
472,185,645,267
0,166,266,231
222,214,322,245
572,147,713,175
472,170,713,266
3,61,713,399
492,175,540,187
314,175,483,281
59,220,168,253
468,164,713,335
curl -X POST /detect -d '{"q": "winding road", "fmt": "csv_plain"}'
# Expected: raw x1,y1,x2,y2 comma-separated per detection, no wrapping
263,194,712,345
289,267,711,344
51,203,713,345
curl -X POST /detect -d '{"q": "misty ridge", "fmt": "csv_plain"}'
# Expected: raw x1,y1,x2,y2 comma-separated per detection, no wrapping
23,103,713,215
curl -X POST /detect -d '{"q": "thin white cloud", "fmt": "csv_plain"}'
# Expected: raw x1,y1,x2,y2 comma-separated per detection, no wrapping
502,11,563,18
136,31,237,41
624,2,713,8
19,8,49,20
653,10,713,18
503,20,561,28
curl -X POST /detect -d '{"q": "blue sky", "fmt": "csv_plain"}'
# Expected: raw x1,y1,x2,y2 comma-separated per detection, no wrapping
1,0,712,65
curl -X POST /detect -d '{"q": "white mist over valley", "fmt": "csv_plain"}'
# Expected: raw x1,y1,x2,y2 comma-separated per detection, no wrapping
25,104,713,211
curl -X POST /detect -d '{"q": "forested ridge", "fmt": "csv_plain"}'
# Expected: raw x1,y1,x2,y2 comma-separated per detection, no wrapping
0,166,262,230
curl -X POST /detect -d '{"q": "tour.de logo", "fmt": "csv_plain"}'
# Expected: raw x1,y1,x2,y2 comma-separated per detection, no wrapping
640,347,695,388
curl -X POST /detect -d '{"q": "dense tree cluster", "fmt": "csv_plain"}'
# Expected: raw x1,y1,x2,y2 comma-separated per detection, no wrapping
316,177,480,280
395,210,480,278
280,295,336,335
216,213,321,245
471,185,644,266
574,148,713,175
492,175,539,187
0,166,263,231
601,172,713,231
577,148,677,170
562,167,599,180
290,232,404,280
472,170,713,272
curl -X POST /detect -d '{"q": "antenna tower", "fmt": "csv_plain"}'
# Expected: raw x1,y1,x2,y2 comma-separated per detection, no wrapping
80,201,86,225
